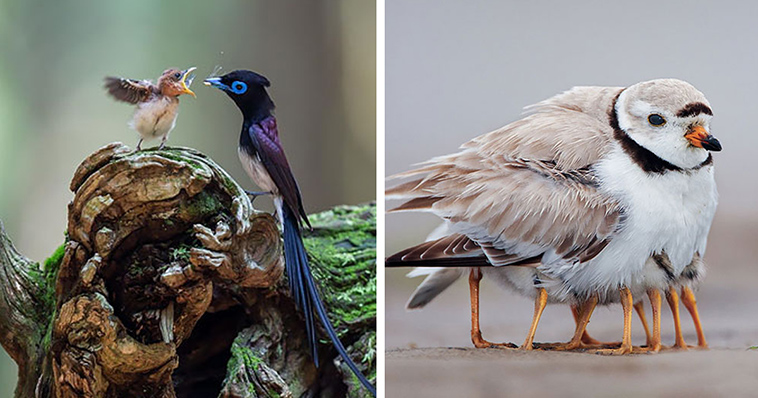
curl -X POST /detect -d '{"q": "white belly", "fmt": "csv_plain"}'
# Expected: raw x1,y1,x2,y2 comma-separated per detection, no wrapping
543,146,718,302
238,147,278,194
131,97,179,140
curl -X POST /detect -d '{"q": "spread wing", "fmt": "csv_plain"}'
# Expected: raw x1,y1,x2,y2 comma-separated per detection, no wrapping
104,77,154,104
387,86,625,267
249,117,311,229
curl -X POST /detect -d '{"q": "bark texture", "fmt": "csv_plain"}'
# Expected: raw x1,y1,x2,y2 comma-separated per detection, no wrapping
0,143,376,398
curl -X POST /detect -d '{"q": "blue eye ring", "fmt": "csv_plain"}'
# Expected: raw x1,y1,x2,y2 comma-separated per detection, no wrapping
230,81,247,94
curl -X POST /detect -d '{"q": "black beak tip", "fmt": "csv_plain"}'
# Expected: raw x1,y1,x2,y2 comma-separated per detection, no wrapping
703,136,722,152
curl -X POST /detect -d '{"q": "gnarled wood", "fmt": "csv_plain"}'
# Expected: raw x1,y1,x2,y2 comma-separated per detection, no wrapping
0,143,375,398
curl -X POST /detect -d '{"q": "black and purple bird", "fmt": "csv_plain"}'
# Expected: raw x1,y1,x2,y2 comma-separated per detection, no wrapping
204,70,375,395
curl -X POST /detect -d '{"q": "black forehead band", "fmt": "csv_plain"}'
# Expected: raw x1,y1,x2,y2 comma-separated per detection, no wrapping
676,102,713,118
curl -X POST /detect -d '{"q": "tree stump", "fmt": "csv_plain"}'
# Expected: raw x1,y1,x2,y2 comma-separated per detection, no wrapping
0,143,376,398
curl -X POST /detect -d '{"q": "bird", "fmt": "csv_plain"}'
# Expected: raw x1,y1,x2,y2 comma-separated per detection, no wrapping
104,67,197,150
386,78,720,355
394,226,652,350
402,254,708,351
204,70,376,395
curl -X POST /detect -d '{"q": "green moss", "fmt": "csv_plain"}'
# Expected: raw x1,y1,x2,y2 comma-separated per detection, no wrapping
184,190,225,219
35,242,66,351
226,338,264,394
217,171,243,197
170,244,192,262
27,242,66,323
151,150,207,171
303,204,377,331
300,204,376,386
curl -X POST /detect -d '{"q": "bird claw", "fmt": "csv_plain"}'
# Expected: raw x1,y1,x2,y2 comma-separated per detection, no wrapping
244,190,272,205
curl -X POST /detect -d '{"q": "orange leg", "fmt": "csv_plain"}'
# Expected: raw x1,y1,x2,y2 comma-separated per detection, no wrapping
551,295,599,351
573,304,600,345
568,304,619,348
634,301,653,347
592,287,634,355
468,268,516,349
638,289,661,353
665,287,688,349
521,287,547,350
681,286,708,349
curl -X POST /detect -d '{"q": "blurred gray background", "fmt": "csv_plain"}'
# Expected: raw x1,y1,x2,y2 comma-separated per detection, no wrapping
386,1,758,396
0,0,375,394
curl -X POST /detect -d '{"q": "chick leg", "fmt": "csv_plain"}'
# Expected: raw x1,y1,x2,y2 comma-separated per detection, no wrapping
158,134,168,150
136,138,144,151
570,304,620,348
634,301,653,347
550,295,599,351
665,287,688,349
592,287,634,355
521,287,547,350
638,289,662,353
468,268,517,349
681,286,708,349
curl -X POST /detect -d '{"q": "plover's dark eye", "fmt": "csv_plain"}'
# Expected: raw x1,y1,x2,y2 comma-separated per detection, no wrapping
174,72,182,79
648,114,666,126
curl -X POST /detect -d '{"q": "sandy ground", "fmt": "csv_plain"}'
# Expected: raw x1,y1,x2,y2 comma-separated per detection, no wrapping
385,217,758,397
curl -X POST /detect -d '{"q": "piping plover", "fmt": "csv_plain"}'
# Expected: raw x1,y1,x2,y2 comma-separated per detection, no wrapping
387,79,720,354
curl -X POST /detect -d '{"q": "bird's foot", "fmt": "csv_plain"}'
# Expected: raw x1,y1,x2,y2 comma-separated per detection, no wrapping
158,135,169,150
472,339,518,349
244,190,272,204
590,344,637,355
634,343,662,354
579,337,622,349
580,333,621,348
662,342,708,351
471,332,517,349
535,340,596,351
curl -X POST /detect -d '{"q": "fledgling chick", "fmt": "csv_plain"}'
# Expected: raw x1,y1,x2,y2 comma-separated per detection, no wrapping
104,67,196,150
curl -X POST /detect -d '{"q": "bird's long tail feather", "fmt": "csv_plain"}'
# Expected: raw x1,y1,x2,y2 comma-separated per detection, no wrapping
282,206,376,396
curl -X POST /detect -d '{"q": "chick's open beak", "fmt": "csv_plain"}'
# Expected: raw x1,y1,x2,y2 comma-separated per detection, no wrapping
685,125,721,151
180,67,197,97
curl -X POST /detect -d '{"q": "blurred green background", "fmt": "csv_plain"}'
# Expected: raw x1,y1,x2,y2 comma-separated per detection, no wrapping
0,0,376,393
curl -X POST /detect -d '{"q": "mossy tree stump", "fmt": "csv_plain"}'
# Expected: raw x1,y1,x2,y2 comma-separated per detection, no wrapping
0,143,376,398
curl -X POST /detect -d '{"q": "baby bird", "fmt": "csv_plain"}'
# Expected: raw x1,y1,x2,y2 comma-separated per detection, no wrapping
104,67,196,150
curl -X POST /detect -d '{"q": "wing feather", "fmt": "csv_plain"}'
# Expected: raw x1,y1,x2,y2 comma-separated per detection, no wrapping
104,77,154,104
249,118,311,229
387,86,625,266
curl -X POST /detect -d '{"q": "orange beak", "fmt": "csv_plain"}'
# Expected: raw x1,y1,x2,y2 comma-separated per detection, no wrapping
684,125,721,151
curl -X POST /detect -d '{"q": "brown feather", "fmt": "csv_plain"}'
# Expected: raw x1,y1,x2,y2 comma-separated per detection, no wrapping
390,196,442,212
104,77,154,104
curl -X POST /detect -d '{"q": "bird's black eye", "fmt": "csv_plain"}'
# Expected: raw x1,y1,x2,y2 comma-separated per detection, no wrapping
174,72,182,79
648,114,666,126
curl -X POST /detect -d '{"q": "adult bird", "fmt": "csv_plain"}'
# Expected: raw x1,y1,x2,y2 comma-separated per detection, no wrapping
104,67,197,150
204,70,376,395
387,79,720,355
